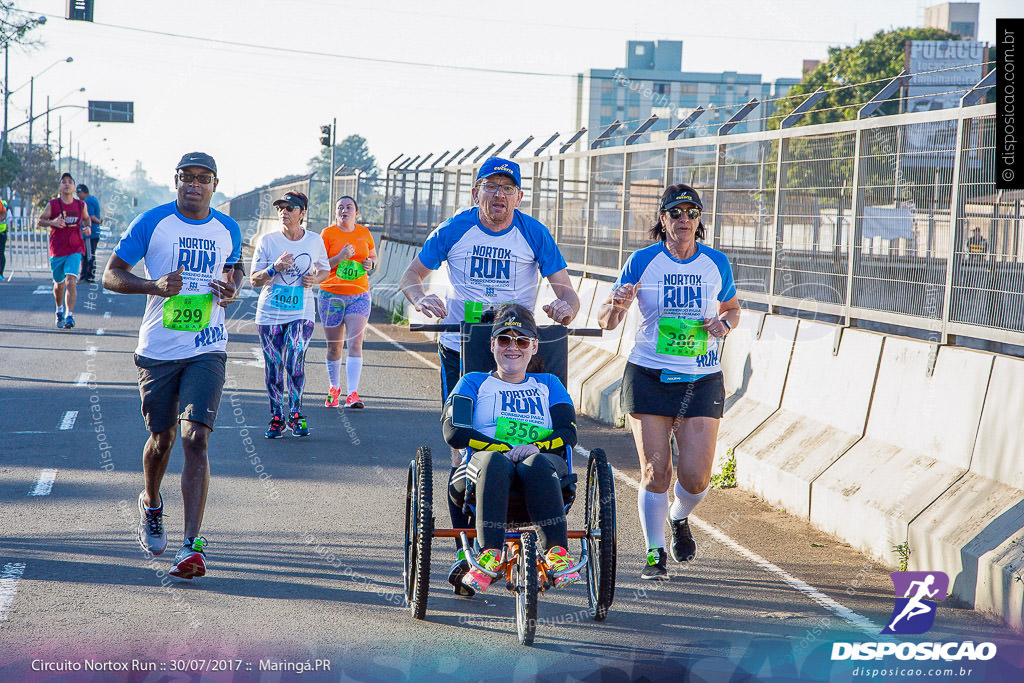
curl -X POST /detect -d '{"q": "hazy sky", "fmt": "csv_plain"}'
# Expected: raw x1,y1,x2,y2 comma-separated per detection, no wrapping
7,0,1014,197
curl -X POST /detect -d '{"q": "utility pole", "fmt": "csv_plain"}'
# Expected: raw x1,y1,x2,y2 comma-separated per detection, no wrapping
45,95,50,149
330,117,337,217
27,76,33,176
57,116,62,171
2,44,7,151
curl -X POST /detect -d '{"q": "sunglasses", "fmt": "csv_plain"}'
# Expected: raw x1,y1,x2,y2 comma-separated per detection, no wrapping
665,207,701,220
276,204,301,212
177,172,215,185
494,334,533,350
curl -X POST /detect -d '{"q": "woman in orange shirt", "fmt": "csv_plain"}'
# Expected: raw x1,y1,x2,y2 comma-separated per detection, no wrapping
317,196,377,408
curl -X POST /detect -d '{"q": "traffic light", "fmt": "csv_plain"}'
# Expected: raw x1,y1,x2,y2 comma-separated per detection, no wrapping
66,0,94,21
319,124,332,147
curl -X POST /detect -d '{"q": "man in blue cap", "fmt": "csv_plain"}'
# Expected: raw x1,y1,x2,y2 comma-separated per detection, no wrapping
399,156,580,595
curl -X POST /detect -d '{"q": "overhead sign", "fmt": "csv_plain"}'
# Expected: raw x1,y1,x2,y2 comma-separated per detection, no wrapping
66,0,94,22
88,101,134,123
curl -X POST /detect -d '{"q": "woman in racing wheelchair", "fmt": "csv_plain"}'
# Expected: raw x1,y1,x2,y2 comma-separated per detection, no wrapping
443,303,580,595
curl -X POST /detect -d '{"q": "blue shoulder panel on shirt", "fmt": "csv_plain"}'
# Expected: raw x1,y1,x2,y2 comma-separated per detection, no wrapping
515,211,566,277
450,371,489,403
701,244,736,301
212,208,243,265
113,201,177,266
529,373,573,407
418,207,479,270
614,242,662,288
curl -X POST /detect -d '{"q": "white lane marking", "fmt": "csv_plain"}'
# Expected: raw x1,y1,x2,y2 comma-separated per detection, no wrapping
33,285,50,294
363,319,881,633
365,323,441,370
0,562,26,622
573,444,882,636
58,411,78,430
85,346,98,356
74,372,91,386
103,311,111,319
232,347,265,368
29,469,57,496
95,329,105,335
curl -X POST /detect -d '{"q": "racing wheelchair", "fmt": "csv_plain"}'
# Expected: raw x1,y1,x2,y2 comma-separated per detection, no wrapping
403,321,617,645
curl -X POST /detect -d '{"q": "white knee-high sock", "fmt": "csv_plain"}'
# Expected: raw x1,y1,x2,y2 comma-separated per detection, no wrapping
346,356,363,394
327,359,343,389
638,488,669,550
670,481,709,521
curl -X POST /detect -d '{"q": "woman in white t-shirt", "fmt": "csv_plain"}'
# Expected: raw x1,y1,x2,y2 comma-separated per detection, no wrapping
249,191,330,438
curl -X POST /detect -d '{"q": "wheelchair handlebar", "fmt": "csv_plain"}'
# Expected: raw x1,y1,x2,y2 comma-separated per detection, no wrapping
409,323,603,337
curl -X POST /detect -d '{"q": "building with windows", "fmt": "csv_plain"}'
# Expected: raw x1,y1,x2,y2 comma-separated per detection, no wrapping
577,40,800,146
923,2,979,40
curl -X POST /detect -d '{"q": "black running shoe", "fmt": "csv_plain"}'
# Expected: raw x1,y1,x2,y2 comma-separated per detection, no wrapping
447,552,476,597
670,517,696,563
641,547,669,581
168,537,207,580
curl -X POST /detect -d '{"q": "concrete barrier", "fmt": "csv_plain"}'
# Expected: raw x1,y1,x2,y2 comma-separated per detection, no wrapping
714,314,797,468
566,281,623,406
909,354,1024,628
579,302,641,424
810,339,992,564
732,322,884,519
374,243,411,312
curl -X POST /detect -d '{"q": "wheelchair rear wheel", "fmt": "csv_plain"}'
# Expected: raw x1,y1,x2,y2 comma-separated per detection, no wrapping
404,446,434,619
585,447,616,621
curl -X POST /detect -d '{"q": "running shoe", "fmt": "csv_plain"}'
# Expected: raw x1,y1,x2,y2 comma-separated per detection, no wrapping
63,314,75,329
462,548,501,593
137,491,167,555
168,536,207,580
288,412,310,437
448,549,475,597
0,275,5,281
670,517,697,563
265,415,285,439
324,386,342,408
641,547,669,581
544,545,580,588
55,311,65,328
344,392,364,409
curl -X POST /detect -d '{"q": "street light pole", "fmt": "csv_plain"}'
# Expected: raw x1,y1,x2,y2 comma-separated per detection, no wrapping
27,75,32,170
3,44,8,150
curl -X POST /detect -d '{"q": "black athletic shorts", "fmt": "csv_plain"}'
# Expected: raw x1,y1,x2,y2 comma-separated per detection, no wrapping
620,362,725,419
135,352,227,433
438,342,461,405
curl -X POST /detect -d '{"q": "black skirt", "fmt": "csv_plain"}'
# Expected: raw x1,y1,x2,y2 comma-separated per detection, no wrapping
620,362,725,419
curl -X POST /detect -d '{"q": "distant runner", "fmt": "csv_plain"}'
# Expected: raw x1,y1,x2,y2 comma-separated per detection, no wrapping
250,191,329,438
103,152,243,580
38,172,91,329
317,196,377,409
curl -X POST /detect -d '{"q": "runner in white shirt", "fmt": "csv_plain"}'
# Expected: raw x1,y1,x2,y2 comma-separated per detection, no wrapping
104,152,243,581
599,183,740,581
249,191,330,438
399,156,581,593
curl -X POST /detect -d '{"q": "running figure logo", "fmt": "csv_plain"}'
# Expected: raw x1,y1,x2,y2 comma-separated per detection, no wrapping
881,571,949,635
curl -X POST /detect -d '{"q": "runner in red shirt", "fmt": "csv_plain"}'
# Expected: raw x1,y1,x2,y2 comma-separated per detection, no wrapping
37,172,91,329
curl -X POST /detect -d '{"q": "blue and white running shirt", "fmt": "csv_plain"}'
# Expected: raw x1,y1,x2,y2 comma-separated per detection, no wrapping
613,241,736,375
417,208,567,351
114,202,242,360
450,371,573,461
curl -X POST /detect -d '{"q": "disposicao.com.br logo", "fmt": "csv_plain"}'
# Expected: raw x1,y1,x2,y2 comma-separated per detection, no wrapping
831,571,998,663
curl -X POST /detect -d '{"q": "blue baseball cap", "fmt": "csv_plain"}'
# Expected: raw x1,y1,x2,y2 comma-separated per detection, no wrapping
476,157,521,187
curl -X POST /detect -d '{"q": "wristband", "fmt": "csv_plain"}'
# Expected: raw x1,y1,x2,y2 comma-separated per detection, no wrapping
722,319,732,331
265,266,277,278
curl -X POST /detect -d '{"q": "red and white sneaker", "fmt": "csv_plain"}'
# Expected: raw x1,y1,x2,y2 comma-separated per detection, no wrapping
344,392,364,409
324,387,342,408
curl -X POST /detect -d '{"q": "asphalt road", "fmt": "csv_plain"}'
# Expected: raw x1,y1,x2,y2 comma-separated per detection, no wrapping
1,265,1022,683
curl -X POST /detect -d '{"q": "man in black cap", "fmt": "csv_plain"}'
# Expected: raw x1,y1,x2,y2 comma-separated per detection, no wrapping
103,152,244,581
77,184,102,282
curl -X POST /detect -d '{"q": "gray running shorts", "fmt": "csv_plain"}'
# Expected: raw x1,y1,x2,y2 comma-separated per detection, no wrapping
134,352,227,433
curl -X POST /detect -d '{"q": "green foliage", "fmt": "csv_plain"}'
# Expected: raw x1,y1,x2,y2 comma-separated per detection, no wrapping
710,449,737,489
770,27,959,129
9,143,56,208
0,2,46,48
893,542,911,572
307,134,379,179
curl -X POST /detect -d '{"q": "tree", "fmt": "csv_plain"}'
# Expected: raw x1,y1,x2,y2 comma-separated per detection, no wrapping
306,133,379,178
9,142,56,208
770,27,959,129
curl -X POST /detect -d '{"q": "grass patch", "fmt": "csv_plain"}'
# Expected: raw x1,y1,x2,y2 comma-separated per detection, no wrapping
710,449,737,489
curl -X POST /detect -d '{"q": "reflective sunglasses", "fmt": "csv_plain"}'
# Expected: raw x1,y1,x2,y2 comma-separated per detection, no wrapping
666,206,701,220
276,204,300,212
177,172,215,185
494,334,533,350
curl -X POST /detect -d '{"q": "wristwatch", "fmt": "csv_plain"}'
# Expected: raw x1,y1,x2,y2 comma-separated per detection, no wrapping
722,319,732,331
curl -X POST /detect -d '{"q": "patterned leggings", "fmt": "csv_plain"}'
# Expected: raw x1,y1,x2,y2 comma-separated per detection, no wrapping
257,320,315,417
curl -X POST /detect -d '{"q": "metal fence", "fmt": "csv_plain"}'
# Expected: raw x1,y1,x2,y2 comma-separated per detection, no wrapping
383,102,1023,349
3,216,48,275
